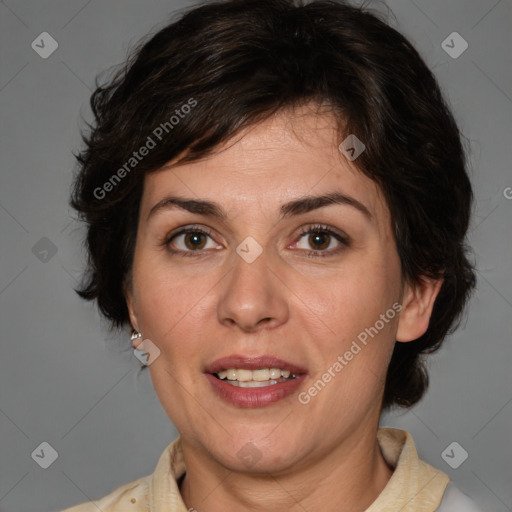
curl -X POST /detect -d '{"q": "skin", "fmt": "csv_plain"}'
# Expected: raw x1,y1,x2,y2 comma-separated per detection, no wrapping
126,104,442,512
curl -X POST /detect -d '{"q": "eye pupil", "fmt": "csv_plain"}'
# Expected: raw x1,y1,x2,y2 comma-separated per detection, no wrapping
309,231,330,250
185,232,206,250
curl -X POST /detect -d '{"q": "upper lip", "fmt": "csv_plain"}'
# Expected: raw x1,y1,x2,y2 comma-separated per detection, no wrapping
204,355,307,375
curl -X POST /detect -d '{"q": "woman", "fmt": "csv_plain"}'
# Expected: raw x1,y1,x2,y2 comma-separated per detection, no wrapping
61,0,481,510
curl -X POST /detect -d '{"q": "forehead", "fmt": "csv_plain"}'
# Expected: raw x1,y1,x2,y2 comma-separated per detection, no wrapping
139,107,389,225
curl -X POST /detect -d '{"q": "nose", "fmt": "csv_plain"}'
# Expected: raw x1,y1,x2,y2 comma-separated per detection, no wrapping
216,245,290,332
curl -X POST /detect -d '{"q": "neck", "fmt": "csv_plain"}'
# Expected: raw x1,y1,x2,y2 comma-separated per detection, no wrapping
179,425,394,512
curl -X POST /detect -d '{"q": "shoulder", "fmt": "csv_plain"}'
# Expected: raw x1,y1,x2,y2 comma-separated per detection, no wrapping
57,475,150,512
436,482,485,512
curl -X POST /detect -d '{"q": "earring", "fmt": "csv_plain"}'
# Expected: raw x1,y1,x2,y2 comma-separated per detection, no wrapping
130,330,142,348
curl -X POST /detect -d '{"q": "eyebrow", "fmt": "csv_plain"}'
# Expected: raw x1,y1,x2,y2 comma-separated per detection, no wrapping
146,191,372,223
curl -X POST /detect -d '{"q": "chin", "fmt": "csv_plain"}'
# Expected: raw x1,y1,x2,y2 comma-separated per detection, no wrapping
205,432,304,474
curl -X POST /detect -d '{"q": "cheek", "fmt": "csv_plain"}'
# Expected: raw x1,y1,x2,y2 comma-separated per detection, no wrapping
132,253,209,334
300,250,401,386
308,254,401,334
132,263,213,427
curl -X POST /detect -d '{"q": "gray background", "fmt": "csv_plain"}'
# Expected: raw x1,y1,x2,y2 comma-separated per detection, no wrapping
0,1,510,511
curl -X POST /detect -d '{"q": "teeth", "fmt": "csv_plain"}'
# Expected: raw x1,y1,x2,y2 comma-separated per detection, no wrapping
236,369,253,382
252,369,270,381
269,368,281,379
230,380,281,388
215,368,298,383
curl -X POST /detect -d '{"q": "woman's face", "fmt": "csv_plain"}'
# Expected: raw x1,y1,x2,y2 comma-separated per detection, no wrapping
127,107,417,474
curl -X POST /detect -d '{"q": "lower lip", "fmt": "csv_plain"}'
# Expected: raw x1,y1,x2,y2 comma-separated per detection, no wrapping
205,373,307,408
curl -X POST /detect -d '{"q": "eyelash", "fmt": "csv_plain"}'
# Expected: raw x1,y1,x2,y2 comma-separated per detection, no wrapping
161,223,350,258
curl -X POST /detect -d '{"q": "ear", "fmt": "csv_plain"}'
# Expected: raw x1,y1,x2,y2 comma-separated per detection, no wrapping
124,281,141,348
396,276,444,342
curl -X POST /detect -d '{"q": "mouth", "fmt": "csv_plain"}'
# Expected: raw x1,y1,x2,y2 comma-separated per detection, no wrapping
203,355,307,407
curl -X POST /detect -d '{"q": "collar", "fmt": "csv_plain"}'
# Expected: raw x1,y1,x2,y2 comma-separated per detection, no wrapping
366,428,450,511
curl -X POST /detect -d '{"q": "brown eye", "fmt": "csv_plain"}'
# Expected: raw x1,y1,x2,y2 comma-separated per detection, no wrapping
183,231,208,250
308,231,331,250
164,226,221,256
294,224,350,257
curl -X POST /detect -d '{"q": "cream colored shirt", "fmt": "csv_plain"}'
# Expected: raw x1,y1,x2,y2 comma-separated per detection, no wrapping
59,428,479,512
